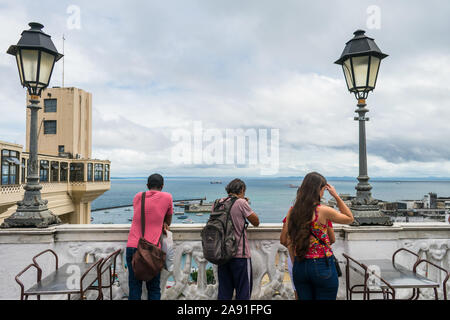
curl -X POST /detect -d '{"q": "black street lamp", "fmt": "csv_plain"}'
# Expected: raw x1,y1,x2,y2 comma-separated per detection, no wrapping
335,30,392,226
1,22,63,228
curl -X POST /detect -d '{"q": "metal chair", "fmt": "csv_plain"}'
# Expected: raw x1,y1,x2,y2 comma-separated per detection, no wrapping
413,259,449,300
88,249,122,300
15,264,41,300
32,249,59,282
15,249,104,300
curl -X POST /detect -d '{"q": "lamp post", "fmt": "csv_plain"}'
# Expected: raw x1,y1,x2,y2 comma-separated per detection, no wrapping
1,22,63,228
335,30,392,226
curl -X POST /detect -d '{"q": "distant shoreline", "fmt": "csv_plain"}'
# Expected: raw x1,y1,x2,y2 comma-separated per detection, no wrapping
110,176,450,182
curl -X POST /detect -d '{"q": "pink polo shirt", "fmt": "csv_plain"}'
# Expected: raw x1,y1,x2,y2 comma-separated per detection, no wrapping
127,190,173,248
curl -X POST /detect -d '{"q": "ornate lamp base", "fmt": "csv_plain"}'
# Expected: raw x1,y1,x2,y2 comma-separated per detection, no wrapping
1,206,61,228
1,187,61,228
350,205,393,226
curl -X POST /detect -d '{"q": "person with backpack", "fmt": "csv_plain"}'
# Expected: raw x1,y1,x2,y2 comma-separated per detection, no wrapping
126,173,173,300
284,172,353,300
202,178,260,300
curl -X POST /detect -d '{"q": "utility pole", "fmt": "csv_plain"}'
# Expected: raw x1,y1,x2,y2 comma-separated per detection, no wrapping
62,34,65,87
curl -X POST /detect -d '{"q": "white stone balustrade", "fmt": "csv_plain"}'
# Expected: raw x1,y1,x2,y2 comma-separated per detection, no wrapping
0,222,448,300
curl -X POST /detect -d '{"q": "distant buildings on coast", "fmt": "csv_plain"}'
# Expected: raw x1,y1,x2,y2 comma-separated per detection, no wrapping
326,192,449,223
0,87,110,225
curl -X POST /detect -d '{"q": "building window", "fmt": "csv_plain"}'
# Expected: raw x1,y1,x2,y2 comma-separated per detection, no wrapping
44,99,57,112
21,158,26,183
94,164,104,181
44,120,57,134
51,161,59,182
39,160,49,182
58,145,65,153
105,164,110,181
60,162,68,182
87,163,93,182
1,149,20,185
70,163,84,182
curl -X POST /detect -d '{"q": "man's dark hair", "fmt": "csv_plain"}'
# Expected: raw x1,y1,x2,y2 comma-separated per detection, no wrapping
225,178,246,195
147,173,164,190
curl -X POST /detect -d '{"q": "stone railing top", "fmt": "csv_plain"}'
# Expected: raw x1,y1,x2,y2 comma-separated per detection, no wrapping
0,222,448,244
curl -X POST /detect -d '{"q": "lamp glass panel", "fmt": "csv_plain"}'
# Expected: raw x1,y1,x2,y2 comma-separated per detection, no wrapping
15,51,24,84
38,51,55,86
351,55,370,91
343,58,354,90
368,56,380,88
21,49,39,83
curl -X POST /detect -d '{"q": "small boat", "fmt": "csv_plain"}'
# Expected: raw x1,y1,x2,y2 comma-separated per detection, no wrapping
174,212,185,215
177,215,188,219
196,213,204,216
182,218,194,224
128,218,132,222
125,208,132,212
288,184,299,188
174,201,190,207
185,203,214,213
104,211,110,213
210,181,222,184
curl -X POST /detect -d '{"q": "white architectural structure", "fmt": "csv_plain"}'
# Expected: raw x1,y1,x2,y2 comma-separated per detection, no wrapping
0,223,448,300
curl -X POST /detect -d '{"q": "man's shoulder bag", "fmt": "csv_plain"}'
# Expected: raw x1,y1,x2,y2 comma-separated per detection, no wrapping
132,191,166,281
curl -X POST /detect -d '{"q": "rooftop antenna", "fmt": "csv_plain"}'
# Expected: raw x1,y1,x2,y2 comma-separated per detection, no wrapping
62,34,65,87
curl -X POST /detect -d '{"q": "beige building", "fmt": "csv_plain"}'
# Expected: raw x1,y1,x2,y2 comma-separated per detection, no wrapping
0,87,110,225
26,87,92,159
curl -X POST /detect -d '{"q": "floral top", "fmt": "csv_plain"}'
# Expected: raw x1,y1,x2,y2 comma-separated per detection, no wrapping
304,205,333,259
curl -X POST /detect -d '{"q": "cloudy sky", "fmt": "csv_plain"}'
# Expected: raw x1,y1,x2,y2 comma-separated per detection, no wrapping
0,0,450,178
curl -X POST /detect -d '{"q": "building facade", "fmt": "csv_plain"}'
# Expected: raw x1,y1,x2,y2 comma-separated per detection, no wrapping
0,87,110,225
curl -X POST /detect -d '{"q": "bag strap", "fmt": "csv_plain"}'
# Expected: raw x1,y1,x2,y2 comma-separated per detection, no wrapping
310,229,331,249
227,196,248,256
141,191,164,246
141,191,146,237
240,220,249,256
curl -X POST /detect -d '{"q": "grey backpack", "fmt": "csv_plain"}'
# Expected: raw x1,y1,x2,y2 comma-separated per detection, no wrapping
201,196,247,265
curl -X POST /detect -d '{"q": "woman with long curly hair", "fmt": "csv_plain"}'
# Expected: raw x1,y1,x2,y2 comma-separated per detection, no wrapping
280,172,353,300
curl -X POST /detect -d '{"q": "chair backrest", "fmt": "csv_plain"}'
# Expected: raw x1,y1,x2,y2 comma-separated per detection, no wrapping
32,249,59,281
414,259,449,300
99,249,122,276
392,248,420,269
80,258,104,299
15,264,40,300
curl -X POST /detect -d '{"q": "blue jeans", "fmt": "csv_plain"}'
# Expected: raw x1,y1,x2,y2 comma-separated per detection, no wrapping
126,247,161,300
218,258,253,300
292,256,339,300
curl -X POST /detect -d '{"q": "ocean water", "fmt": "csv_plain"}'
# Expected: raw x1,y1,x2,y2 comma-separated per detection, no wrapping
90,177,450,224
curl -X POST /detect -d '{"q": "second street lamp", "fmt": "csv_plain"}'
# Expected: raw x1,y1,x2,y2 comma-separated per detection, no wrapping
335,29,392,226
1,22,63,228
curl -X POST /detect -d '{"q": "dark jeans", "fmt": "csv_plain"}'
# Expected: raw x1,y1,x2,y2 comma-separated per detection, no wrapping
292,256,339,300
218,258,253,300
126,247,161,300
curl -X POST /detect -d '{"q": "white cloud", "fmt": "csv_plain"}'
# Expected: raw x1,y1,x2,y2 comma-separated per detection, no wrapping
1,1,450,178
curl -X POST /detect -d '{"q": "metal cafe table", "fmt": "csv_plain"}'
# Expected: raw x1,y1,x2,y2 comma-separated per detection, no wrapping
16,250,105,300
343,249,448,300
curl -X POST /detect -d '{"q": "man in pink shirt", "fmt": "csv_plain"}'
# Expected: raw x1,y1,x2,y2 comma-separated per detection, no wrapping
126,173,173,300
